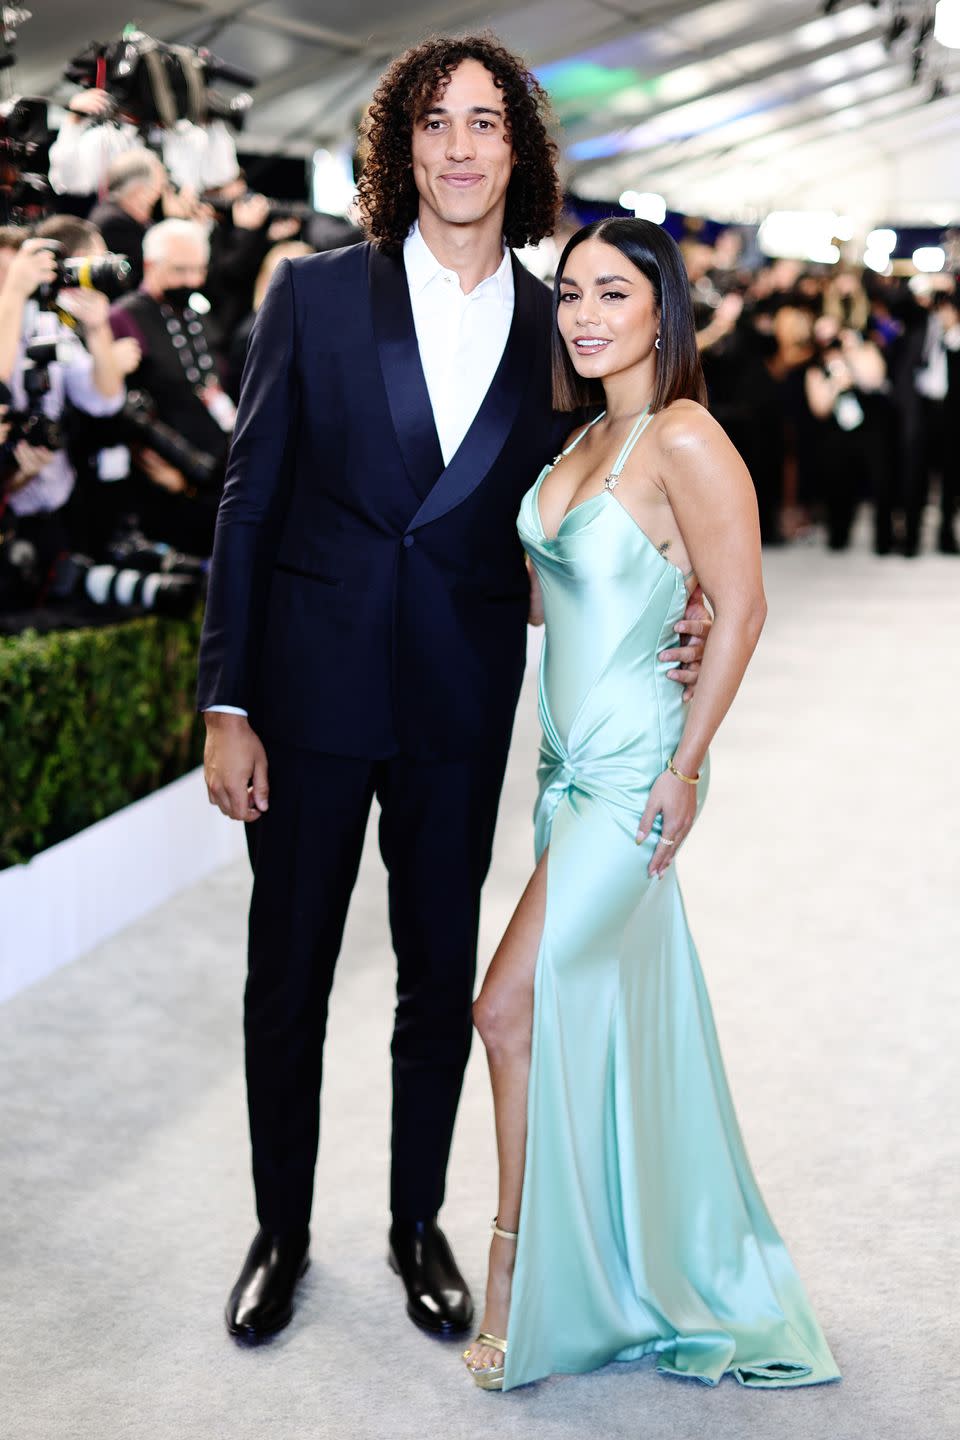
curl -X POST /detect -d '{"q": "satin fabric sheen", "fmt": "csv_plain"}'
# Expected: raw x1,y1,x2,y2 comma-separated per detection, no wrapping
503,452,841,1391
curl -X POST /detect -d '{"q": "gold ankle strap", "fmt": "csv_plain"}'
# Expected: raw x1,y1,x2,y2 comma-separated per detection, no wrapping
491,1215,519,1241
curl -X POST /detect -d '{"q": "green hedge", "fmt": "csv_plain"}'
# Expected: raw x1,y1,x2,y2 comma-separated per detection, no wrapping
0,613,204,869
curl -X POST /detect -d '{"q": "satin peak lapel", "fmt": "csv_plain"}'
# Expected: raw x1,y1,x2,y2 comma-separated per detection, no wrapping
408,254,538,532
369,245,444,498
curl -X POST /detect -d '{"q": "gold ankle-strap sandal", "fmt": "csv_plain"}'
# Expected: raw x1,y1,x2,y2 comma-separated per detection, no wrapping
463,1218,518,1392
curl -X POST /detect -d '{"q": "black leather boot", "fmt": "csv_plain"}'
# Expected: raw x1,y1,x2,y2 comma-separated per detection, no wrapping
225,1226,310,1341
388,1218,474,1336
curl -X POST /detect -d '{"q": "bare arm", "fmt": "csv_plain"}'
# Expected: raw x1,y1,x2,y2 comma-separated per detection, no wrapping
842,334,885,391
58,289,125,399
805,364,839,420
665,407,766,777
637,402,766,875
0,241,59,384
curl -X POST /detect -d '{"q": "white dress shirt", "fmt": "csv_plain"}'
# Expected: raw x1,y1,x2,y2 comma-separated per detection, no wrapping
403,221,514,465
207,224,516,716
915,311,960,401
48,117,239,197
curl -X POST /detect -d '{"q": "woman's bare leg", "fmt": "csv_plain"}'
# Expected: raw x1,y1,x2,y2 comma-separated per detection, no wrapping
464,850,547,1376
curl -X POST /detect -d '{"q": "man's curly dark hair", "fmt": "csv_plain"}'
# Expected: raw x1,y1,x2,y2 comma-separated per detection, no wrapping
358,34,561,253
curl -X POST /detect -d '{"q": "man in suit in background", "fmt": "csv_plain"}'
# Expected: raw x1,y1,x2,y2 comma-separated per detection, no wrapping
199,35,709,1344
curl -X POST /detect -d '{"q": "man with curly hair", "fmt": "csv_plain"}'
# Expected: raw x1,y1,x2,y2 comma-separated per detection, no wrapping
198,34,707,1345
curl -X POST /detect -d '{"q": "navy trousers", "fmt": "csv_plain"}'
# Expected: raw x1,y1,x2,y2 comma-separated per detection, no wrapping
243,740,509,1230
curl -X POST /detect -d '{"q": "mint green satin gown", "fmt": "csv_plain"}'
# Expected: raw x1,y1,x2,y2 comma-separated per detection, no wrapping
504,411,840,1391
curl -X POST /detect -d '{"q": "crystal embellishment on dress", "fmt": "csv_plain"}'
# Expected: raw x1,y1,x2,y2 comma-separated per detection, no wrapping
603,473,619,491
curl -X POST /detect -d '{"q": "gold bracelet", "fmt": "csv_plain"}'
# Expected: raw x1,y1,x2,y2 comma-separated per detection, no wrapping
667,755,700,785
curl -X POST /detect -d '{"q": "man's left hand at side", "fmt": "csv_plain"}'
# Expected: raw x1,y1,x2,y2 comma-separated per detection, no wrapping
659,583,712,700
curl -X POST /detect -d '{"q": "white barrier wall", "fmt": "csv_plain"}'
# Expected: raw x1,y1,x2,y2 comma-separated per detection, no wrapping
0,767,246,1004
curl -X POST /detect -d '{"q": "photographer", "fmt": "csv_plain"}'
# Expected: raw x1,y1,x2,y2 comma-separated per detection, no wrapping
202,170,302,349
86,149,167,288
805,318,888,552
0,237,126,585
48,87,239,204
109,219,230,555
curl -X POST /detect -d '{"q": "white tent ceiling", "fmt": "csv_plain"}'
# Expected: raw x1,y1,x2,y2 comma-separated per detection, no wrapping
12,0,960,224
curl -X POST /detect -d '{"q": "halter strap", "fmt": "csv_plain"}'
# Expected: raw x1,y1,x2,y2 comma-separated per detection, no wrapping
609,406,653,477
560,409,605,456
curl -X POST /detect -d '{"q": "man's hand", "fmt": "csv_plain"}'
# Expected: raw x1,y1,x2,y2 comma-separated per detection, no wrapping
267,216,302,243
56,286,111,332
7,440,54,492
233,193,270,231
138,447,187,494
204,712,270,822
112,335,142,376
68,88,114,121
3,238,59,301
162,184,212,223
659,583,712,701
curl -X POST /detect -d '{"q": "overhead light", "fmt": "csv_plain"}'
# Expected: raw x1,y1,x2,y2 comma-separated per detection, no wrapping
311,146,355,218
833,215,855,242
867,227,898,253
935,0,960,47
913,245,946,272
863,247,892,273
758,210,844,261
619,190,667,223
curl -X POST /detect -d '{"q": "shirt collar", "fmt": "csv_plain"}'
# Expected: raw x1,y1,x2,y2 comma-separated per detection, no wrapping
403,221,513,305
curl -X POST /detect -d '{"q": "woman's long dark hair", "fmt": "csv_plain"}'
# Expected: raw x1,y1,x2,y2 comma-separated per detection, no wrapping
552,218,707,413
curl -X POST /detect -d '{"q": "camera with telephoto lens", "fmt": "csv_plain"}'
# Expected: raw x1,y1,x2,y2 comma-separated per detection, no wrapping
64,28,258,131
48,548,205,619
121,390,221,489
106,529,207,580
0,6,55,222
32,240,134,310
0,338,68,466
208,191,313,225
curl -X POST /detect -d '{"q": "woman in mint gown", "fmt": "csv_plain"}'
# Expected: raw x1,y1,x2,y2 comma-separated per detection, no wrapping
463,219,840,1393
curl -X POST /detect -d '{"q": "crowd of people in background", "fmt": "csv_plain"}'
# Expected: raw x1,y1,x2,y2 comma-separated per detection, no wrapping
0,85,957,631
683,230,959,557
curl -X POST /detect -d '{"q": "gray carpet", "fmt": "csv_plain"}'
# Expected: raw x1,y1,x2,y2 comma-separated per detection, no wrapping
3,527,959,1440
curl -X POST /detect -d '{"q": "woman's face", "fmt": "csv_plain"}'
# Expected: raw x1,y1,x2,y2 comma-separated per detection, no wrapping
556,236,659,383
773,304,813,348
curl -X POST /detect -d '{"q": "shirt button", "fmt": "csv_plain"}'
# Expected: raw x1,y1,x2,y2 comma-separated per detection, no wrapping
403,534,415,548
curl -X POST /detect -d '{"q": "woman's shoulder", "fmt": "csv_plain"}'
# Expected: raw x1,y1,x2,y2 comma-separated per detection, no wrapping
653,398,724,456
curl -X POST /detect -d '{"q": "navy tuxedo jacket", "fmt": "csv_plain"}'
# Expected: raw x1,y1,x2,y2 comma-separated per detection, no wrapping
196,241,564,760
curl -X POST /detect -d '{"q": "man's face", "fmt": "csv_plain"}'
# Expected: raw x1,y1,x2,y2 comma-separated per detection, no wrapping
410,59,515,234
147,236,208,296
